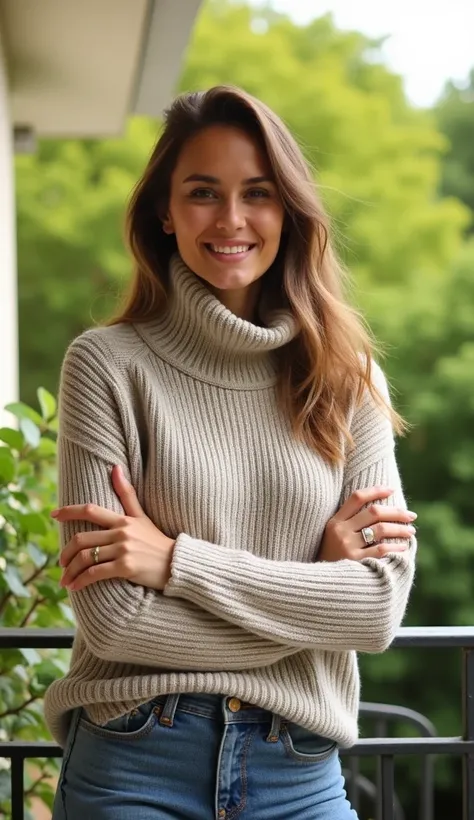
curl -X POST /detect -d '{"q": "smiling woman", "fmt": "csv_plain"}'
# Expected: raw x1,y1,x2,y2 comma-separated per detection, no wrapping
44,85,416,820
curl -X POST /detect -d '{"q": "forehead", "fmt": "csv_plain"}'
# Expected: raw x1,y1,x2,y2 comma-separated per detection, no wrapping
173,125,271,180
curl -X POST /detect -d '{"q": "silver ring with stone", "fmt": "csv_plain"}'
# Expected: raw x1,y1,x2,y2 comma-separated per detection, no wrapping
361,526,376,546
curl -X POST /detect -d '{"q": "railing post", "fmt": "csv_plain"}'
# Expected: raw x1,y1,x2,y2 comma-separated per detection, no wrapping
11,755,24,820
378,756,395,820
462,647,474,820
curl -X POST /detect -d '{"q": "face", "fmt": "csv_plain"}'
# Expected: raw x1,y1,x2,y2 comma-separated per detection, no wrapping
164,125,285,303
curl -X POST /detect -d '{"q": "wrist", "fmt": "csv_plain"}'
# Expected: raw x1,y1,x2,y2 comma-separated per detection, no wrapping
164,537,176,586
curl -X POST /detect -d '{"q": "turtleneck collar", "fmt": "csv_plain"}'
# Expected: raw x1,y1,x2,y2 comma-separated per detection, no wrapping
134,254,298,390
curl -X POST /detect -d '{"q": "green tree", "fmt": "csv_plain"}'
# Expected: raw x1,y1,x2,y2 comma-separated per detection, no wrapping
436,69,474,231
180,1,466,285
16,120,158,403
360,241,474,812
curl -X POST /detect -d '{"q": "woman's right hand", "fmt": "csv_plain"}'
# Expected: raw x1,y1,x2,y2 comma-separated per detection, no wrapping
318,487,417,562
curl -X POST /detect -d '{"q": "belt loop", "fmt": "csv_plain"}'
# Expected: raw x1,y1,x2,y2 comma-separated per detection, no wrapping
266,712,281,742
159,693,180,727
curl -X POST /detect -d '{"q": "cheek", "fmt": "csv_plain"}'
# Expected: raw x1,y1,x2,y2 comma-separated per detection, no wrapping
255,210,284,247
172,204,212,241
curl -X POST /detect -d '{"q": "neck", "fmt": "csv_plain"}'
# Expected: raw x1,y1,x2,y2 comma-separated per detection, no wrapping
207,279,262,322
133,254,298,390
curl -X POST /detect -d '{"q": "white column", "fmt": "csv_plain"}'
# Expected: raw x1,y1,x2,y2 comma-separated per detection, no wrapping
0,24,18,424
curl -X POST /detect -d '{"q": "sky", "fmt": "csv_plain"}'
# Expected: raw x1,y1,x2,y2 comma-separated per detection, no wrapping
250,0,474,107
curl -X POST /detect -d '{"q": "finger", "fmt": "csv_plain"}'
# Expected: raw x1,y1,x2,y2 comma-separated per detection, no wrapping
356,543,410,560
333,487,394,523
51,504,123,528
60,543,119,587
376,542,412,556
111,465,144,518
66,558,125,592
59,529,118,568
352,504,417,531
370,523,416,543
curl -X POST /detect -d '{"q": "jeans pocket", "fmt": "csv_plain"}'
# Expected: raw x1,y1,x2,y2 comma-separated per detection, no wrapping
281,722,337,764
78,699,160,742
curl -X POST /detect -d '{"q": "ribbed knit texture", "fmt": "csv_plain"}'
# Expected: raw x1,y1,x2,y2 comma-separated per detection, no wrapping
44,254,416,748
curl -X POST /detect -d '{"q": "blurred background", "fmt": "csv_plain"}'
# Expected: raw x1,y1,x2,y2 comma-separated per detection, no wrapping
1,0,474,817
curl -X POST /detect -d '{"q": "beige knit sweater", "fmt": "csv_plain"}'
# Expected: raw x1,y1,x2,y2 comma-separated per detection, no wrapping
44,254,416,748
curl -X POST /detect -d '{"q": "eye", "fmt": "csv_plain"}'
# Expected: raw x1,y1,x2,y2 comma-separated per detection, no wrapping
188,188,217,200
246,188,271,199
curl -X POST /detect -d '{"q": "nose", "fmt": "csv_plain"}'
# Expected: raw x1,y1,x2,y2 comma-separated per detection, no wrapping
215,197,246,233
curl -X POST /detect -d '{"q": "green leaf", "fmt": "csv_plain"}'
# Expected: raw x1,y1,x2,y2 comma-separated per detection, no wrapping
37,436,57,457
5,401,44,427
19,512,48,535
4,565,31,597
37,387,57,421
11,491,29,505
19,647,42,665
48,415,59,433
0,648,23,671
20,418,41,448
0,770,11,800
27,541,48,567
35,658,64,686
0,427,24,450
0,447,15,483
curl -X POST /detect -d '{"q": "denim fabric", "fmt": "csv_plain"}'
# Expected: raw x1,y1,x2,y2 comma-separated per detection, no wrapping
52,693,358,819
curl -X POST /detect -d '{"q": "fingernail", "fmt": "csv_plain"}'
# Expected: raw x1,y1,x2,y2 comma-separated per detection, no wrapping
51,510,59,518
407,525,416,534
407,512,417,520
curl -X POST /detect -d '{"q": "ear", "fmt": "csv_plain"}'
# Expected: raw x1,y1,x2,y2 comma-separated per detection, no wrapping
162,214,175,235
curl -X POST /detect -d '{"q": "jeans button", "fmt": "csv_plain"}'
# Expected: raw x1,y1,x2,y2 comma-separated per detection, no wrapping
228,697,241,713
218,810,226,819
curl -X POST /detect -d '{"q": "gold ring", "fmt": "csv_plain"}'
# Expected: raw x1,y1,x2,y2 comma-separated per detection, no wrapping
91,546,100,565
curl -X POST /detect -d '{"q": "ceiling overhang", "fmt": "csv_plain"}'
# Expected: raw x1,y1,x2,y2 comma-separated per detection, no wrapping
0,0,202,138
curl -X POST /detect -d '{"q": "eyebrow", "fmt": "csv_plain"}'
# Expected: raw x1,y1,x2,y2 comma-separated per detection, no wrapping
182,174,274,185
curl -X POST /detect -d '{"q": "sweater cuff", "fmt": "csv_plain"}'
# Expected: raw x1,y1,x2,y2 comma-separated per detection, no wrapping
164,532,221,599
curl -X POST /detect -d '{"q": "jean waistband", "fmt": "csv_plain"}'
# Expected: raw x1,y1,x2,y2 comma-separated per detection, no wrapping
152,693,282,738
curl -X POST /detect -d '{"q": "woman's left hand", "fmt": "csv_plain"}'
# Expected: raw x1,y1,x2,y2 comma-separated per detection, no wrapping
54,466,175,592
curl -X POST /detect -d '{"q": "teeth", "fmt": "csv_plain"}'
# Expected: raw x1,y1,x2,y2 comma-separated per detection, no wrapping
209,245,251,254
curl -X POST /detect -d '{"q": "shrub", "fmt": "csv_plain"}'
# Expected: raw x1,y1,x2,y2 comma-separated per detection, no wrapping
0,390,73,819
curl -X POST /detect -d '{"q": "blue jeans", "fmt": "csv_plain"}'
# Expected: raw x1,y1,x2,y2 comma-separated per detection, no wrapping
52,693,358,819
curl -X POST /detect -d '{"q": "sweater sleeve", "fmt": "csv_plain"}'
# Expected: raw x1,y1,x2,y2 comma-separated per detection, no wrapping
58,334,299,670
164,363,416,654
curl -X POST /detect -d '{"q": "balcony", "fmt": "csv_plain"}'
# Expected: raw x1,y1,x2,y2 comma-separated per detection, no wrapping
0,626,473,820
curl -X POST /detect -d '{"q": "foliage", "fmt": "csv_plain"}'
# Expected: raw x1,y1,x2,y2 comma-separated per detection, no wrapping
180,0,468,287
16,119,159,404
436,69,474,233
0,391,73,819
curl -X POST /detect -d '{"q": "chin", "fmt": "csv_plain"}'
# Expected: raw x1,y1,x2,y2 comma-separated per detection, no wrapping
201,269,260,292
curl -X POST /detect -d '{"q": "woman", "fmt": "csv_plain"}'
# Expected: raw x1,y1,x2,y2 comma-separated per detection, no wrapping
45,85,417,819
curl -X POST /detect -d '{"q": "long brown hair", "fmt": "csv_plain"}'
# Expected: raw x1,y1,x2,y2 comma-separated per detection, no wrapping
112,85,404,462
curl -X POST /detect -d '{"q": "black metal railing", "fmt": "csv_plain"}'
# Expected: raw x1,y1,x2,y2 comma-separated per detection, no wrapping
347,700,438,819
0,626,473,820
